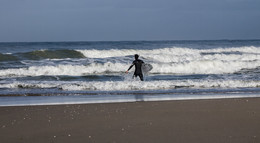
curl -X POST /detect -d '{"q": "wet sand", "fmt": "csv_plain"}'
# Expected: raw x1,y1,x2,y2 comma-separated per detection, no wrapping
0,98,260,143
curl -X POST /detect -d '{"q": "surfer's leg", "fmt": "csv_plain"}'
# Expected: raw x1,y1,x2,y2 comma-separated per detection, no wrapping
139,74,144,81
133,74,137,79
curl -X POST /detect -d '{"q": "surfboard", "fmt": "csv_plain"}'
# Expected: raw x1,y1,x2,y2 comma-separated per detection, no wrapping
142,63,153,74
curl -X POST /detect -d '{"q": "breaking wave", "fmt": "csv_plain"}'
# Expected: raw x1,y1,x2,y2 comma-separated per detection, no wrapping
0,79,259,91
77,46,260,59
1,46,260,77
0,61,259,78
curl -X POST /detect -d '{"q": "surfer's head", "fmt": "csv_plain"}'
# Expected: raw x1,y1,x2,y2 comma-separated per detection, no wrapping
134,54,139,60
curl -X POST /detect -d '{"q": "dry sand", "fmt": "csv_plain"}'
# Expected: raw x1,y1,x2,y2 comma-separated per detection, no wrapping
0,98,260,143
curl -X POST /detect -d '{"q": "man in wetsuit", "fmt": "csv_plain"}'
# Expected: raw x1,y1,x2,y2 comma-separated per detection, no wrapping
126,54,144,81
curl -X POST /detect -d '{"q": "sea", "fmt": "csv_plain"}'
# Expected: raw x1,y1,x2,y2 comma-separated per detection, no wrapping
0,40,260,106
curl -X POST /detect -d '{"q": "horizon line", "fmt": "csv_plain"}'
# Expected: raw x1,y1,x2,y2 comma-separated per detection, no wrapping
1,38,260,43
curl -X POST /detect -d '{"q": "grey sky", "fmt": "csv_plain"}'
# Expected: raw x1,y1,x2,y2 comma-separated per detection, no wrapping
0,0,260,42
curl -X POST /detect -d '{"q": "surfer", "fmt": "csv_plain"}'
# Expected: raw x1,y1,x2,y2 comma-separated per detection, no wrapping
126,54,144,81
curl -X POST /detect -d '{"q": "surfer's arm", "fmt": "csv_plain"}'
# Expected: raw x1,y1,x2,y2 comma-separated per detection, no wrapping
126,64,134,73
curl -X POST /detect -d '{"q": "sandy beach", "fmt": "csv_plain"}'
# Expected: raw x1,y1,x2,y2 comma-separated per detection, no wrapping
0,98,260,143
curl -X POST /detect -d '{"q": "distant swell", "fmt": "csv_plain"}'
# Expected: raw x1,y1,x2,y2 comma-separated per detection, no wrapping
0,53,17,61
0,50,85,61
19,49,85,60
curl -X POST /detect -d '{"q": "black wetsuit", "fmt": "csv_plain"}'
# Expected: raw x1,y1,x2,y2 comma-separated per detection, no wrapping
127,59,144,81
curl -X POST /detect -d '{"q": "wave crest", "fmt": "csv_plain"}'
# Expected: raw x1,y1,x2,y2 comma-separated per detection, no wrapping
0,53,18,62
1,80,259,91
19,49,85,60
0,60,259,77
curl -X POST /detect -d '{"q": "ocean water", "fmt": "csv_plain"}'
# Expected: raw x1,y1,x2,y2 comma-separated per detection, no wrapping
0,40,260,106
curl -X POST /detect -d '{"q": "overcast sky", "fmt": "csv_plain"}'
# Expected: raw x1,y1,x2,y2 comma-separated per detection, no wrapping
0,0,260,42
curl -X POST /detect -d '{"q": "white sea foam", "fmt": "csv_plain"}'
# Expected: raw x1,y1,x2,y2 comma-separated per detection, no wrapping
0,46,259,77
0,62,252,77
78,46,260,74
58,80,260,91
77,46,260,58
0,60,259,77
0,63,127,77
0,79,259,91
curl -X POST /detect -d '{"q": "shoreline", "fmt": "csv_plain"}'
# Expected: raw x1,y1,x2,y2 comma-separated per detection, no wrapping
1,92,260,107
1,97,260,143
